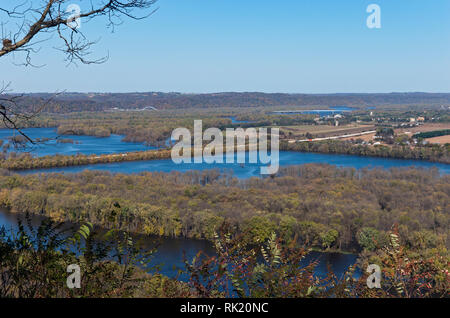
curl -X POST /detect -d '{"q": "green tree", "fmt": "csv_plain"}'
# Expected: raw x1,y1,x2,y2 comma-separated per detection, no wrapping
321,229,339,249
357,227,381,251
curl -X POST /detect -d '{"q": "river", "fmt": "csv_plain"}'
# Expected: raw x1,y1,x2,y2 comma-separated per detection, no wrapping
15,150,450,176
272,106,356,116
2,128,448,176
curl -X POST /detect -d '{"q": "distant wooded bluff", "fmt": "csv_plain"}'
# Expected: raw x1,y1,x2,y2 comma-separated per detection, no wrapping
4,92,450,113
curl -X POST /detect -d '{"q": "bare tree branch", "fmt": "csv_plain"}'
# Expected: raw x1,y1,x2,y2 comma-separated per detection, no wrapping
1,0,158,65
0,0,158,144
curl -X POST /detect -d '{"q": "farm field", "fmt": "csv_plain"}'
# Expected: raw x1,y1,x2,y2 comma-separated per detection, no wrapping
341,132,376,142
425,135,450,144
394,123,450,144
394,123,450,135
279,123,375,139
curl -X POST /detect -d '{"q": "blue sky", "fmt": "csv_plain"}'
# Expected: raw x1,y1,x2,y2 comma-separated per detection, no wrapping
1,0,449,93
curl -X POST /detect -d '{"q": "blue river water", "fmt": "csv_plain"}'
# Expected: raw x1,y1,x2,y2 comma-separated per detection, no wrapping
229,116,253,124
0,127,156,157
17,150,450,176
1,126,446,176
272,106,356,117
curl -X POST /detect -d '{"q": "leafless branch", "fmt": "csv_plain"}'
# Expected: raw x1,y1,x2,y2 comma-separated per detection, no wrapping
1,0,158,65
0,1,158,144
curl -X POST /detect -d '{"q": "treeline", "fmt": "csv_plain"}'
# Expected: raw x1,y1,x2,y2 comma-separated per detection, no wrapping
54,113,237,145
281,140,450,164
51,113,320,145
0,142,274,170
415,129,450,139
4,92,450,112
0,165,448,253
0,149,172,170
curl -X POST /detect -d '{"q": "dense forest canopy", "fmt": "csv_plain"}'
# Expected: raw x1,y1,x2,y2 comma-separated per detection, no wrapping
4,92,450,113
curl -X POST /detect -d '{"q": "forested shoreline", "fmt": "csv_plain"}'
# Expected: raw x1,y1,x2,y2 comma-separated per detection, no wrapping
0,164,448,254
0,149,172,170
281,140,450,164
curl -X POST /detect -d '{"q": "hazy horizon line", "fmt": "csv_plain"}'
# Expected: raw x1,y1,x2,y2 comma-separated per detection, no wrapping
9,91,450,95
